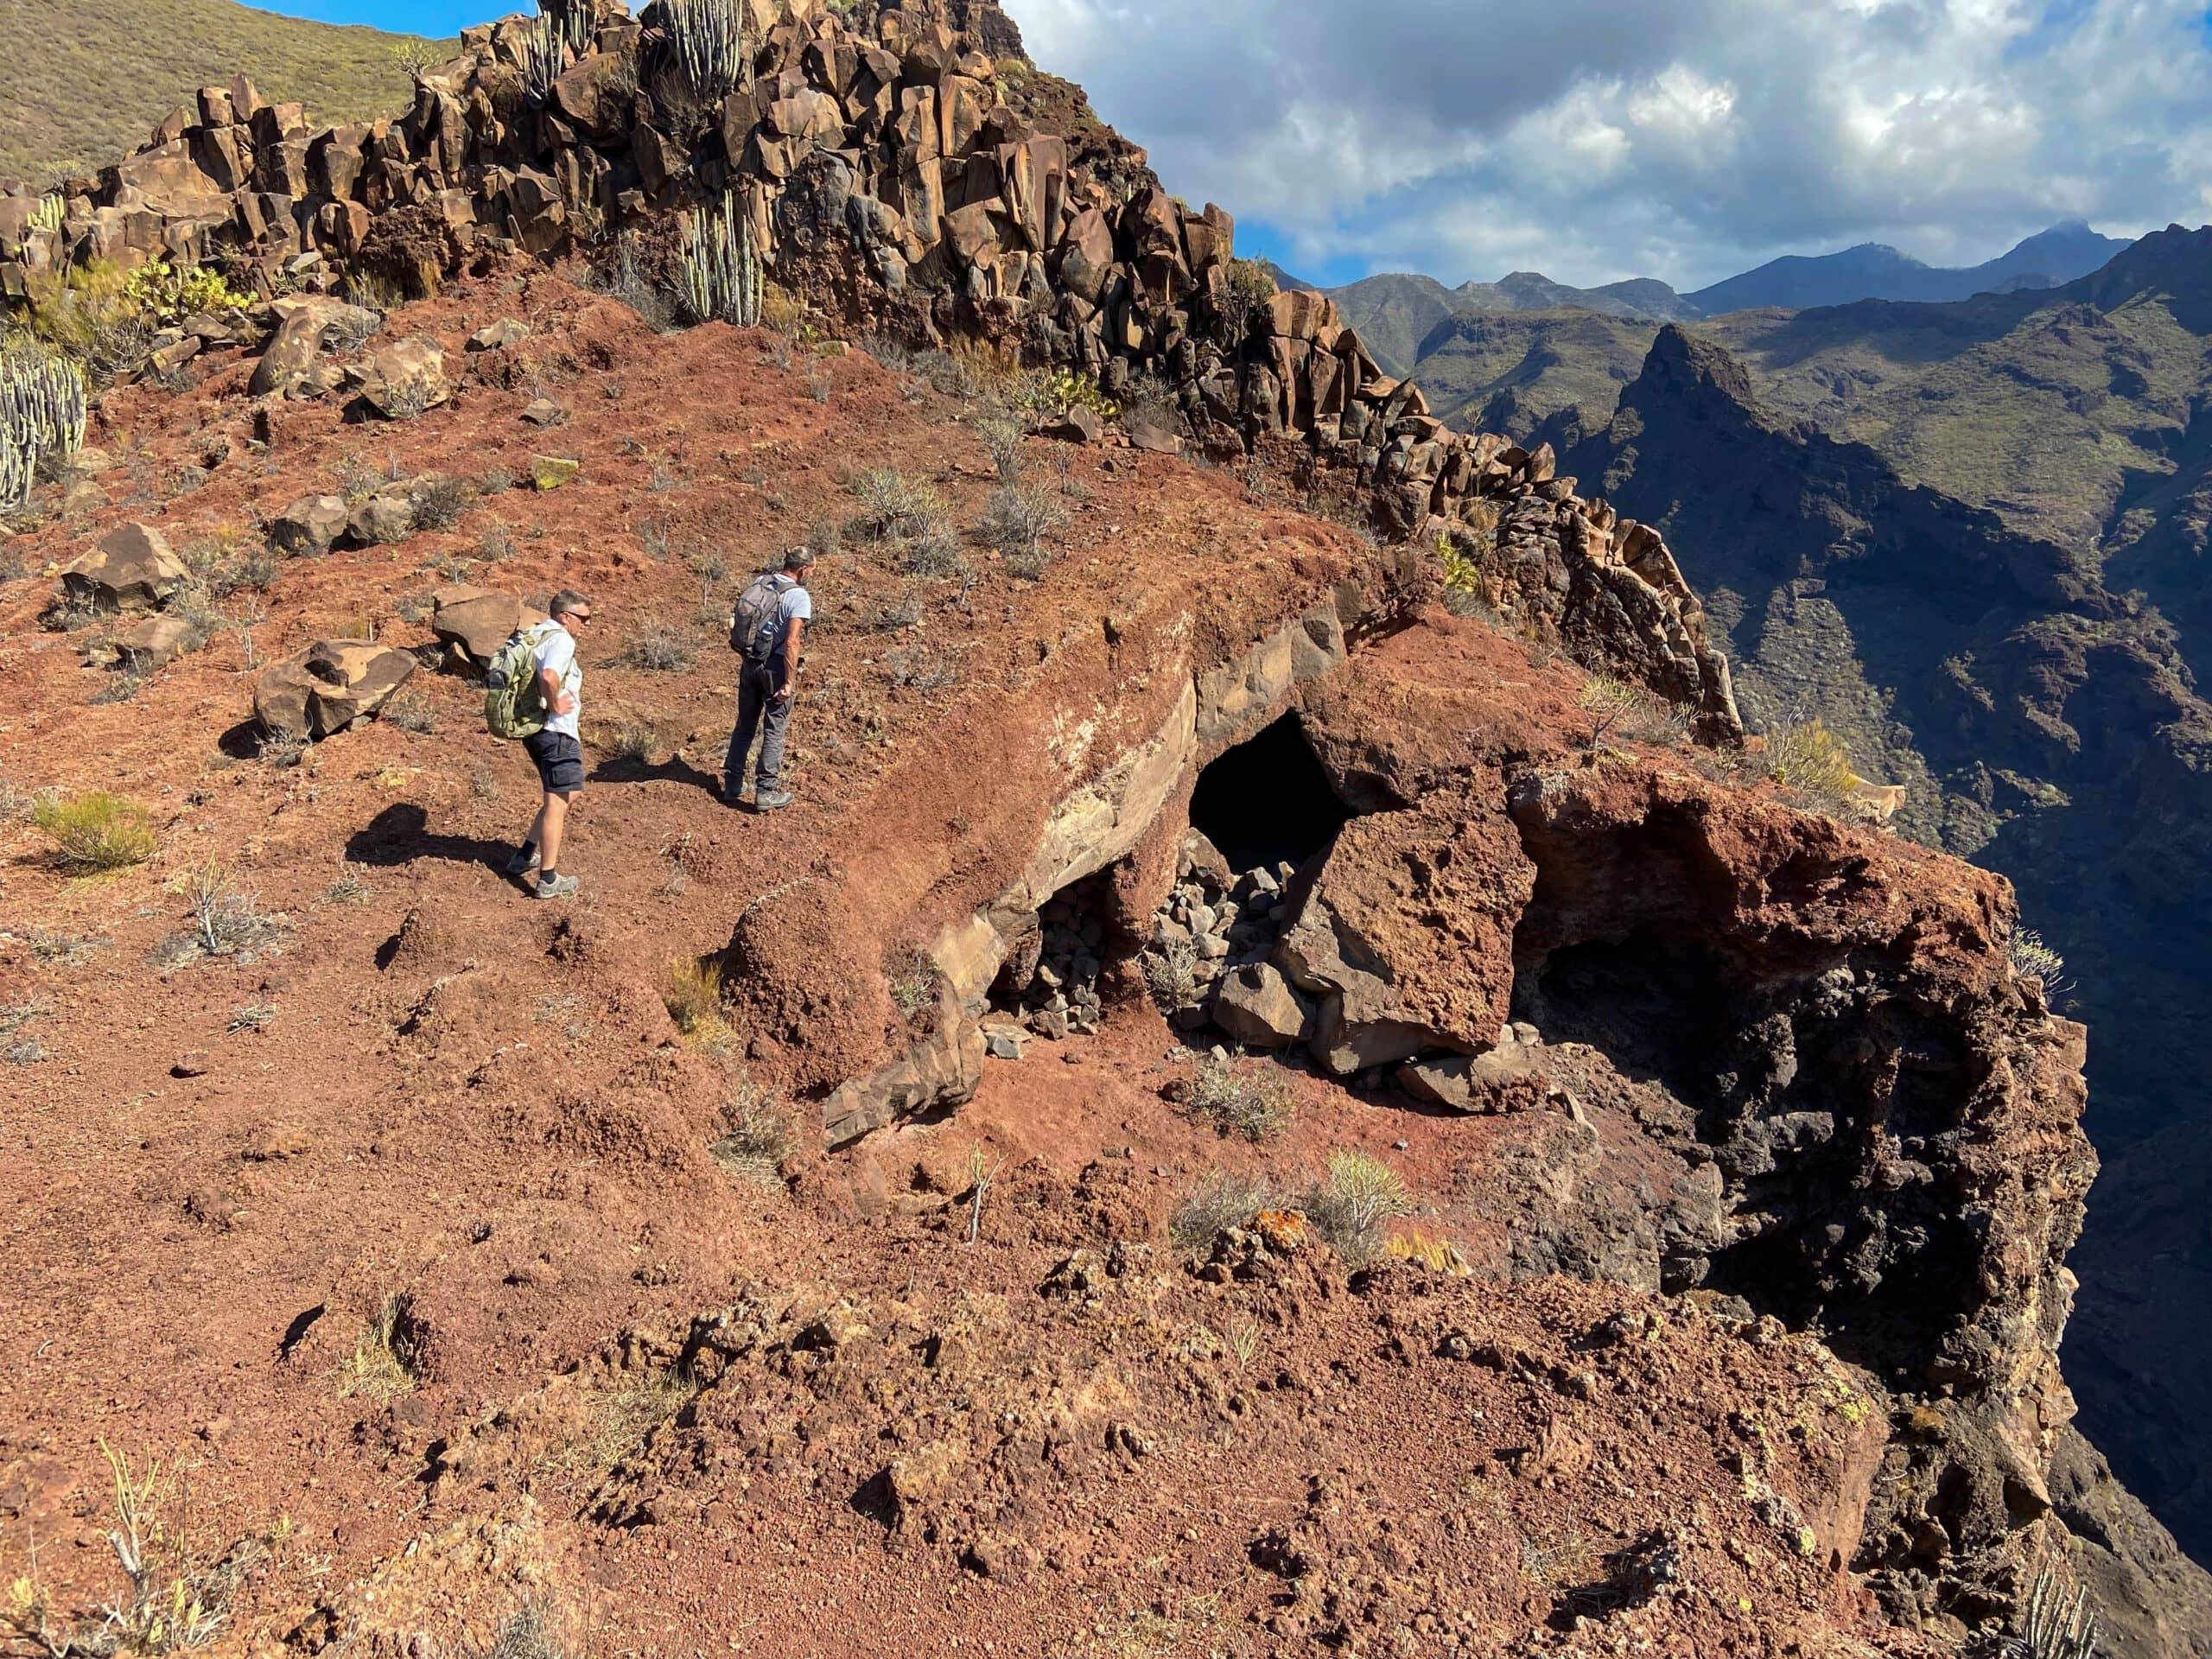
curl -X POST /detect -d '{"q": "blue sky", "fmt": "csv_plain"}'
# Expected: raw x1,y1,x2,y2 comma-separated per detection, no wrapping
251,0,2212,289
251,0,488,34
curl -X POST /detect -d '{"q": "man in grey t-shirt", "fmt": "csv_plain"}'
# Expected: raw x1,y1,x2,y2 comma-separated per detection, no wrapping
723,547,814,810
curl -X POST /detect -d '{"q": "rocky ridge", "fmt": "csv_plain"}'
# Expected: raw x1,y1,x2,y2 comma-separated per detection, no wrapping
0,0,1738,740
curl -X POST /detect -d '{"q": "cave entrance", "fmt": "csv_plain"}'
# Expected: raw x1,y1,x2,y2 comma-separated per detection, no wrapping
1187,712,1352,875
988,868,1116,1041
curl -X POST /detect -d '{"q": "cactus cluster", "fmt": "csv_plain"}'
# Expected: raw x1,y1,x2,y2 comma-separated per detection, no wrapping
29,194,64,236
0,342,87,512
677,190,763,327
663,0,752,101
2005,1567,2099,1659
523,0,594,99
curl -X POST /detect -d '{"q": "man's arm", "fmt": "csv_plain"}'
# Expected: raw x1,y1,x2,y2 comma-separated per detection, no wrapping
537,652,575,715
775,616,804,702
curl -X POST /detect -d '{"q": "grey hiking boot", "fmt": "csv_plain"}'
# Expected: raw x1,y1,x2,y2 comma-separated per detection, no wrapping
754,789,793,811
534,872,579,899
505,843,541,877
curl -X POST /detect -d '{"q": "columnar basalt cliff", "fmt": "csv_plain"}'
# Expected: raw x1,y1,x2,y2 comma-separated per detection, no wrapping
0,0,1737,739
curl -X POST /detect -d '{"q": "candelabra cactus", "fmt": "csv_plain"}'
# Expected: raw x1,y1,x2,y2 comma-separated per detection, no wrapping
522,0,593,99
662,0,751,101
677,190,763,327
29,194,65,236
0,342,87,513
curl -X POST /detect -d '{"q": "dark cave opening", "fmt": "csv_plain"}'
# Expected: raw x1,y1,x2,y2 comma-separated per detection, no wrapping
988,868,1116,1040
1187,712,1353,875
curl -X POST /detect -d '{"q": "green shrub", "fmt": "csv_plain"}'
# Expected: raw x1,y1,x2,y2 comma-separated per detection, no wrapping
1304,1149,1411,1267
33,791,154,871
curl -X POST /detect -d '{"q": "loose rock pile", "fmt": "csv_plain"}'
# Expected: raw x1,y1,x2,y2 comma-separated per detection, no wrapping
988,871,1109,1044
0,0,1737,735
1140,830,1300,1038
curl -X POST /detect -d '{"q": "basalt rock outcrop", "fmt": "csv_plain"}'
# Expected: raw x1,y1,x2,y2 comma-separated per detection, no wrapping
0,0,1735,739
1560,324,2212,1565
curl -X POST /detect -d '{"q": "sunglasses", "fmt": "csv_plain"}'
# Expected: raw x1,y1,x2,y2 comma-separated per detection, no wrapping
561,609,594,625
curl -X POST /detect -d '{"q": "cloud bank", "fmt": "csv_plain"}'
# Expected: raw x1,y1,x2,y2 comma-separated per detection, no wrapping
1008,0,2212,288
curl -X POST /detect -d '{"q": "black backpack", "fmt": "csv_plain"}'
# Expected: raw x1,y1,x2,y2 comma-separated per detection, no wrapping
729,572,791,663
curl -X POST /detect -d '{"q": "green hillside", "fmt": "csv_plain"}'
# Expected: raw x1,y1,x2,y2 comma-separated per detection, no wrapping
0,0,448,188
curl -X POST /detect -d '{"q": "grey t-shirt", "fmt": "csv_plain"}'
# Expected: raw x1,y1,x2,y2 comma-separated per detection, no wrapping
532,620,582,737
738,575,814,659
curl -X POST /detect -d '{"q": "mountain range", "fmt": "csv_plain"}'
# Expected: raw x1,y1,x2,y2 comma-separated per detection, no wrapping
1285,221,2133,396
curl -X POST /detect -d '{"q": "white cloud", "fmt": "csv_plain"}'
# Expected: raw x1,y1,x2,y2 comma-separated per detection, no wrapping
1006,0,2212,288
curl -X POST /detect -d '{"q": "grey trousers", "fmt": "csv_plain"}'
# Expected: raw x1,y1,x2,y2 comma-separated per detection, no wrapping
725,658,791,791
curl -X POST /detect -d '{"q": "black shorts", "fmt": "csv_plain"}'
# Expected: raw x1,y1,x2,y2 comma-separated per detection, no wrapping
524,728,585,795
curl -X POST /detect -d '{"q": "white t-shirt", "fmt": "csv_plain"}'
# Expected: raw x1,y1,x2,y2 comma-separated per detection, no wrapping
533,621,582,737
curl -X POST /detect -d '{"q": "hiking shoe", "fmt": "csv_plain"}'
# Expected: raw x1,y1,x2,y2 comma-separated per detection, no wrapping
505,844,541,877
754,789,793,811
534,872,579,899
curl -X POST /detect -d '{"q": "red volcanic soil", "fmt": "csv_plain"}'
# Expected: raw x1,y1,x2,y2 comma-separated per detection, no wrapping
0,269,1937,1658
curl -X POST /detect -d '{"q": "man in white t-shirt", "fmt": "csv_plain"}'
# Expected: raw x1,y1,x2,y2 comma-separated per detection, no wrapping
722,548,814,810
505,589,591,898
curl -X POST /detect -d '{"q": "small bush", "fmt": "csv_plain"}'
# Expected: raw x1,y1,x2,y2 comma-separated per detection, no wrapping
620,617,695,672
333,456,382,503
849,466,948,543
33,791,154,872
982,484,1065,577
1169,1171,1274,1254
1762,718,1857,813
884,942,939,1026
709,1083,790,1187
478,465,516,496
1183,1052,1295,1143
1142,938,1200,1011
153,862,281,968
385,690,437,734
975,411,1025,481
666,957,725,1036
2008,928,2073,999
601,716,658,763
1305,1150,1411,1268
89,669,149,705
337,1294,423,1401
409,474,473,531
479,520,517,563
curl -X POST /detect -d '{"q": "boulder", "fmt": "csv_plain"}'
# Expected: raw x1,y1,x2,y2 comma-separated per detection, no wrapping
1396,1041,1538,1114
112,613,196,671
352,338,451,418
1267,288,1336,340
530,454,580,491
1209,963,1312,1049
253,639,417,739
1274,798,1535,1076
429,585,536,667
1126,416,1182,455
521,397,566,426
247,296,378,397
347,492,416,547
266,493,348,556
60,524,188,612
1044,404,1102,444
467,318,530,352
